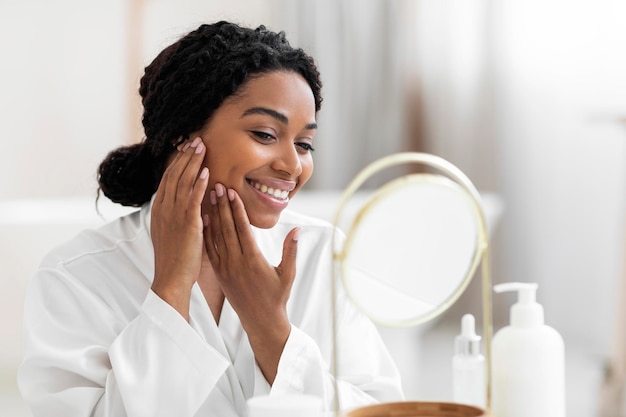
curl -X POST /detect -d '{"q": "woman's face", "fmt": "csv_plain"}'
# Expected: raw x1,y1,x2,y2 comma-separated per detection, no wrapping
198,71,317,228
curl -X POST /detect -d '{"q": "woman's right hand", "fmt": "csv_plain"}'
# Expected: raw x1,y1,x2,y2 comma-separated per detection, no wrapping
150,137,209,320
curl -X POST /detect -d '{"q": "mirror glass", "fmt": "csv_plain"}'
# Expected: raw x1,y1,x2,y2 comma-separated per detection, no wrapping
339,173,482,326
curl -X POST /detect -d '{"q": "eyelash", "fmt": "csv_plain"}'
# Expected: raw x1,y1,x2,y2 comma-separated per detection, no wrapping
296,142,315,152
251,131,315,152
252,131,275,141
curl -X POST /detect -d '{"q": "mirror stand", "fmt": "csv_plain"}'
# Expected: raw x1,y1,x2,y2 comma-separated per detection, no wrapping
330,152,493,417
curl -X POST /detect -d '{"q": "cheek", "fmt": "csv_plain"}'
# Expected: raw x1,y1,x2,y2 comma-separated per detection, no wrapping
300,157,314,185
202,150,227,187
203,153,247,189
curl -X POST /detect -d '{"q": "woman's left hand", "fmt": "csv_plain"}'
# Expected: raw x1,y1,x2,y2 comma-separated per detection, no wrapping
204,183,299,384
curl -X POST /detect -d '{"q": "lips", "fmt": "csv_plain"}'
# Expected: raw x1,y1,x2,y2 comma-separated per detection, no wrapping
247,179,291,201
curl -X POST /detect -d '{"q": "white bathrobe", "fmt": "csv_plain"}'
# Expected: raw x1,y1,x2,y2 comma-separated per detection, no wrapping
18,200,403,417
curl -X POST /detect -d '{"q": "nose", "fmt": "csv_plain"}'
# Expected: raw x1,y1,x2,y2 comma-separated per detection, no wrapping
271,141,302,177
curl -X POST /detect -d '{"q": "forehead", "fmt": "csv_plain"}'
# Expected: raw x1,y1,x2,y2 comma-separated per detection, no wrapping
223,71,316,116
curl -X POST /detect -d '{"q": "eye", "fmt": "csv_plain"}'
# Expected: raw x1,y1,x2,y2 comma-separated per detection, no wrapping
296,142,315,153
251,131,276,142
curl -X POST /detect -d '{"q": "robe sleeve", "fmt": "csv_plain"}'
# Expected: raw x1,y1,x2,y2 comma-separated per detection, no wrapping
18,267,230,417
269,295,404,412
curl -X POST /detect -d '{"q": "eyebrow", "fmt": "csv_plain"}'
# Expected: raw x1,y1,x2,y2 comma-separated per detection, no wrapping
242,107,318,130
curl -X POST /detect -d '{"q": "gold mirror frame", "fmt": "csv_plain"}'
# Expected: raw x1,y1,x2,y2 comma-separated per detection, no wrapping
330,152,493,416
341,173,483,327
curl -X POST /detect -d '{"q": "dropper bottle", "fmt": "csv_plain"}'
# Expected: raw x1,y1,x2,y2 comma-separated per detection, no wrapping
452,314,486,408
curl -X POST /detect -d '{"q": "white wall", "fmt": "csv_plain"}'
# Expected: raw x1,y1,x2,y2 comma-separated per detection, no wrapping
0,0,128,199
491,0,626,355
411,0,626,357
0,0,279,201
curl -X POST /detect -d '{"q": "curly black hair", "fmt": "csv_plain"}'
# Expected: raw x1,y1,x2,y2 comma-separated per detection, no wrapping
97,21,323,207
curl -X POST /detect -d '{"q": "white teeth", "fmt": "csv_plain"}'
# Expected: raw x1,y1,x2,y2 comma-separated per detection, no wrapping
250,181,289,200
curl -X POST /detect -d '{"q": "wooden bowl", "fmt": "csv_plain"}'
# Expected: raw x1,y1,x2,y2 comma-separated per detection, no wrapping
343,401,488,417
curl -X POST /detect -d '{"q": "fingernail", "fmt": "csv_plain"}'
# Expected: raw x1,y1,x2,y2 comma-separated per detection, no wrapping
210,190,217,205
203,214,209,227
293,227,300,241
199,167,208,179
182,142,191,152
190,137,202,148
227,189,235,201
195,142,204,154
216,183,225,197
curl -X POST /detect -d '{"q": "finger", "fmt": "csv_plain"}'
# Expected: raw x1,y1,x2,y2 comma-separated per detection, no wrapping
228,188,261,256
276,227,299,286
176,139,206,205
215,183,243,254
190,166,209,217
204,213,220,267
208,189,227,259
154,149,185,204
191,165,209,206
161,137,202,204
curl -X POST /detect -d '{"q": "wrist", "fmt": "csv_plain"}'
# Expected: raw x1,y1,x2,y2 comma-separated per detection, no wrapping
247,318,291,384
151,280,192,321
247,316,291,347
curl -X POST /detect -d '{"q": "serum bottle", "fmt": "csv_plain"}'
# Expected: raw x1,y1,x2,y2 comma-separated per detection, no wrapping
452,314,486,408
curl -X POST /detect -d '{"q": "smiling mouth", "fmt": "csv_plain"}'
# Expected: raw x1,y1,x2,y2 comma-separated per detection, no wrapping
247,180,290,201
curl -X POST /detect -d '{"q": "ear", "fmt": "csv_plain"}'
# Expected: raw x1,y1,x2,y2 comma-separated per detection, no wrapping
173,136,189,151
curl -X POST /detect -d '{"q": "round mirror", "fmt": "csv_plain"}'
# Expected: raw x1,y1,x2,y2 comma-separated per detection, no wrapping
333,153,488,327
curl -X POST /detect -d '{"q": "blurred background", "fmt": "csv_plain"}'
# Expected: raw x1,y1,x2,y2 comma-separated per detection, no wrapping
1,0,625,416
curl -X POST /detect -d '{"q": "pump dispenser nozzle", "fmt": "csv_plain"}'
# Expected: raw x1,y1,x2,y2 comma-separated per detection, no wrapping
493,282,544,328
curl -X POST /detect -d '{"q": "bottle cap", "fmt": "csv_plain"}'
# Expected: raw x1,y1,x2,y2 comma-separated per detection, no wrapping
493,282,544,328
455,314,482,356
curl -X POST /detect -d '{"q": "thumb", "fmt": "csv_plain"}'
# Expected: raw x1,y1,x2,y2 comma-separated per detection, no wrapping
277,227,299,284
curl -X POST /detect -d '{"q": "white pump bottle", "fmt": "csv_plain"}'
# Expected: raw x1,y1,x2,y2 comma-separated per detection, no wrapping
491,282,565,417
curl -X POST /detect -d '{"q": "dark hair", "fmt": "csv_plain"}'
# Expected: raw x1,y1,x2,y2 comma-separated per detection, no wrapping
97,21,322,207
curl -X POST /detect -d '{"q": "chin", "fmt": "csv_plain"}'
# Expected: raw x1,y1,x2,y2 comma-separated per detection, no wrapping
248,213,281,229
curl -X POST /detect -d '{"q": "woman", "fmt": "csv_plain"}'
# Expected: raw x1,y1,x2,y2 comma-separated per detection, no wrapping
18,21,403,417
